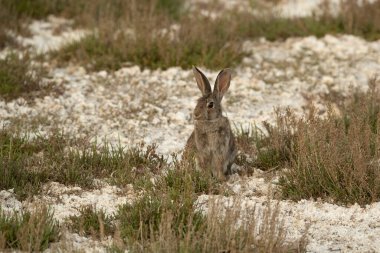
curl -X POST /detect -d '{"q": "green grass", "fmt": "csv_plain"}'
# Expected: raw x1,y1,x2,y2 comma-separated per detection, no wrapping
0,207,59,251
67,206,115,240
0,0,184,20
0,53,49,100
50,0,380,71
115,163,304,252
235,79,380,206
0,129,166,200
117,163,221,243
0,123,306,251
52,16,244,71
248,79,380,205
2,0,380,71
0,0,67,19
235,121,293,172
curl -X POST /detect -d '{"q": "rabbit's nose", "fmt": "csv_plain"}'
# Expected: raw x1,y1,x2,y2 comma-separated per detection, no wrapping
207,102,214,108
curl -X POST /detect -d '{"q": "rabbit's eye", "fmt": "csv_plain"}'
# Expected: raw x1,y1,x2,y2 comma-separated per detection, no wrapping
207,102,214,108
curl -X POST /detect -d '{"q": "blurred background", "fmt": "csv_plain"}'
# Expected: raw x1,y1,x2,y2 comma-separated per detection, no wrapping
1,0,380,71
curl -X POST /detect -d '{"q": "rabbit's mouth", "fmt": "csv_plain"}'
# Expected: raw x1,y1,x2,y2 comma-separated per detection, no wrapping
194,113,212,121
194,113,219,121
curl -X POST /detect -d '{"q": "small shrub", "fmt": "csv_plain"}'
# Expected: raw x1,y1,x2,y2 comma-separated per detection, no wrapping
67,206,115,240
116,196,305,253
117,165,216,243
0,131,50,199
0,207,59,251
0,54,47,100
258,79,380,205
235,121,294,172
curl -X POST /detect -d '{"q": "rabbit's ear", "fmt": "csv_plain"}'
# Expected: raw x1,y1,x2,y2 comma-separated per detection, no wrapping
193,67,212,96
214,68,232,101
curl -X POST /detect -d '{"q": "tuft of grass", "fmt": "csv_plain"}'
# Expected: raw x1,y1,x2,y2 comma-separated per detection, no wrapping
114,160,305,252
117,164,218,244
0,53,48,100
255,78,380,205
0,0,66,19
0,129,166,200
0,131,52,199
235,121,293,172
67,206,115,240
333,0,380,41
116,195,304,252
0,207,59,251
52,13,244,71
0,0,184,21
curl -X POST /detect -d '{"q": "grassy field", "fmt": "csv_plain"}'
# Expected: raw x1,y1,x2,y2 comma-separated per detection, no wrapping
1,0,380,71
0,124,307,252
1,0,380,251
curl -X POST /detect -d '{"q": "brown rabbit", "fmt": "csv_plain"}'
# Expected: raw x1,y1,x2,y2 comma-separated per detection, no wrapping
184,67,237,180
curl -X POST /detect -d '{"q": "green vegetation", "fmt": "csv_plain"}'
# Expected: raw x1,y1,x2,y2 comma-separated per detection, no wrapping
54,22,243,71
117,166,215,243
241,78,380,205
235,120,293,173
0,130,166,199
54,0,380,71
0,207,59,251
0,54,48,100
2,0,380,250
49,0,380,71
0,128,303,252
114,163,303,252
67,206,115,240
2,0,380,71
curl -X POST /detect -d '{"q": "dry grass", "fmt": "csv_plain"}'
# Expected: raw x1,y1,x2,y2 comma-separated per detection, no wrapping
113,163,306,252
0,53,53,100
2,0,380,70
235,121,293,174
115,202,305,253
51,1,244,71
51,0,380,71
0,125,307,251
67,206,115,240
0,128,166,200
0,206,59,251
252,79,380,205
333,0,380,40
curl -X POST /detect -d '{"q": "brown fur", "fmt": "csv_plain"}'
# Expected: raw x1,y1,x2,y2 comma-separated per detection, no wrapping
184,67,237,180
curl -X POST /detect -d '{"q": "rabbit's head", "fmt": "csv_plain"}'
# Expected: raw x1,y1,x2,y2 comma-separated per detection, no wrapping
192,67,232,121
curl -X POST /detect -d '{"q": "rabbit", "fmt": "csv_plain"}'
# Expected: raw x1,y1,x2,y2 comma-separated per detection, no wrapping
184,67,237,180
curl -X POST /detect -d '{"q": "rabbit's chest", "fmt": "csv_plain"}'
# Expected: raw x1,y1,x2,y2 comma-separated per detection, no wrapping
196,128,230,154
